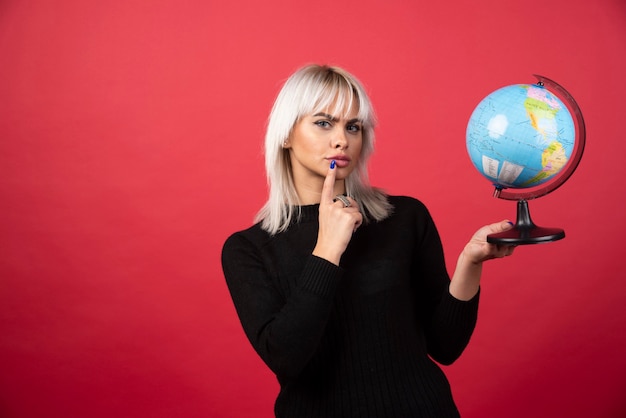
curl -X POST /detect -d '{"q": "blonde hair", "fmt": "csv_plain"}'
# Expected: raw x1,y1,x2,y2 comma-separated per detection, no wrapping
255,64,392,234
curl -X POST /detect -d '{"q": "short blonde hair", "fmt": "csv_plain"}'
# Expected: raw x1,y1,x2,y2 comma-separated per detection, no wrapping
256,64,392,234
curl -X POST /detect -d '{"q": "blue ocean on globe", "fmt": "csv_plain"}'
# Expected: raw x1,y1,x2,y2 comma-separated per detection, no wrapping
466,84,575,189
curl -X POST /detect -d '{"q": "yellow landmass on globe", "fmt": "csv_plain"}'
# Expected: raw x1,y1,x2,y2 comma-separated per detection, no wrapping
524,97,558,142
522,141,567,186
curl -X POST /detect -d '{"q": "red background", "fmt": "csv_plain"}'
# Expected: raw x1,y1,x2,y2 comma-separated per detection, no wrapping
1,1,625,417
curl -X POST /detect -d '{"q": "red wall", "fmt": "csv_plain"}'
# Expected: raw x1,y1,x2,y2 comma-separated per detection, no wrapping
1,1,625,417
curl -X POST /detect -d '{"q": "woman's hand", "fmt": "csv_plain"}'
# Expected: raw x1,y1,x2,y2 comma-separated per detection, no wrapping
312,162,362,265
450,220,516,301
463,220,516,264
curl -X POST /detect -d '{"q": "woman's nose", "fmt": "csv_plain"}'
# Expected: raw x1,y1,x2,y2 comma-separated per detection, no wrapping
332,129,348,149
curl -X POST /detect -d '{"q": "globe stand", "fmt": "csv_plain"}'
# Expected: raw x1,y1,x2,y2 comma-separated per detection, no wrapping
479,75,586,246
487,198,564,245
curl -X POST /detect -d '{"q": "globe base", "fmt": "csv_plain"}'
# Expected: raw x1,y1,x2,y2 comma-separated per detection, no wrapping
487,199,565,245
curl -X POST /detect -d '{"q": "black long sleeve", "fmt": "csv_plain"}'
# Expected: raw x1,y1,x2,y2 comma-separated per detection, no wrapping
222,196,479,417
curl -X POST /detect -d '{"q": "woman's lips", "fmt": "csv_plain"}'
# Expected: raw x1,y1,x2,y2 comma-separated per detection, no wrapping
328,157,351,168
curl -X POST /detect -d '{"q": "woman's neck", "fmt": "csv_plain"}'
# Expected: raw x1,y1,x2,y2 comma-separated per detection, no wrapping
295,179,346,205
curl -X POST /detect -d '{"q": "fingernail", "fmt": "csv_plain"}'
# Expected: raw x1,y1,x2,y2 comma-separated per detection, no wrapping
330,160,336,169
507,221,515,226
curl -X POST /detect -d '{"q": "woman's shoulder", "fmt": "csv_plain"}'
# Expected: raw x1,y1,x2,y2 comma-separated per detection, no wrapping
386,194,430,213
222,222,269,253
379,195,436,228
380,195,439,240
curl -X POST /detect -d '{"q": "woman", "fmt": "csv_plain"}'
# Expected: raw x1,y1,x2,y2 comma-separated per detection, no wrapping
221,64,515,417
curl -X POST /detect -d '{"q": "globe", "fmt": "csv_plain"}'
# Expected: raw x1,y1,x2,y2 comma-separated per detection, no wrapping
466,75,586,245
467,83,575,189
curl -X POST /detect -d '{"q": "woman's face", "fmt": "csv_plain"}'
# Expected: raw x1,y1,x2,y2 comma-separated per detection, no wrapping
285,104,363,193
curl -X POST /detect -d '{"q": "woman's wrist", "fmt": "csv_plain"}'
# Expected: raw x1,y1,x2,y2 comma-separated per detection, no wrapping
450,252,482,301
312,245,341,266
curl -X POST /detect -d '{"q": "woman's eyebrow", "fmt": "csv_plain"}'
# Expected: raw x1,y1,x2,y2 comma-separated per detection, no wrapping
313,112,338,121
313,113,362,124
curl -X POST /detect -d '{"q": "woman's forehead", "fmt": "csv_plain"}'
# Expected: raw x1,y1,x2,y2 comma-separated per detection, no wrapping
311,95,360,119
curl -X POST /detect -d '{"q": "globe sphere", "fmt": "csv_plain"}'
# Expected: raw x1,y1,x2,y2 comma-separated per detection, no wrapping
466,83,576,190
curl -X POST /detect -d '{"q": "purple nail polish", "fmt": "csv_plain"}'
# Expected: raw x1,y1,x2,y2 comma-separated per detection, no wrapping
330,160,336,169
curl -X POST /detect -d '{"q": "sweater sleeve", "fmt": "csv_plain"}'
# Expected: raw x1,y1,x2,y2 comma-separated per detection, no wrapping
427,288,479,365
221,231,342,380
410,201,479,365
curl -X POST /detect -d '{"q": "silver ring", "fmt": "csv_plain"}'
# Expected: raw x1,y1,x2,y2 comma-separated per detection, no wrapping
333,194,351,208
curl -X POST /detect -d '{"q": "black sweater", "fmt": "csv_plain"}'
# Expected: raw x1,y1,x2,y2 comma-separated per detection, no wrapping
221,195,479,417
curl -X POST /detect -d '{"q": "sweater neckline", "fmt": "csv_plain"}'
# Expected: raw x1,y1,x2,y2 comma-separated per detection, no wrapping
293,204,320,223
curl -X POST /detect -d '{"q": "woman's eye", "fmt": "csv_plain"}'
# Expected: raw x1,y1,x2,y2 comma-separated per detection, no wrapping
347,124,361,133
314,120,331,128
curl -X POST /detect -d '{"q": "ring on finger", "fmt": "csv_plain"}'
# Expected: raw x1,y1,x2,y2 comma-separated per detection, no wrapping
333,194,351,208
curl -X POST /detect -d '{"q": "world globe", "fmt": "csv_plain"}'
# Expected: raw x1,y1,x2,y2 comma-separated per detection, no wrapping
466,75,586,245
467,83,575,189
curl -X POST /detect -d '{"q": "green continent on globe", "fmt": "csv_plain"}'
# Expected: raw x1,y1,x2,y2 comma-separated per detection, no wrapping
521,87,567,186
524,97,558,138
